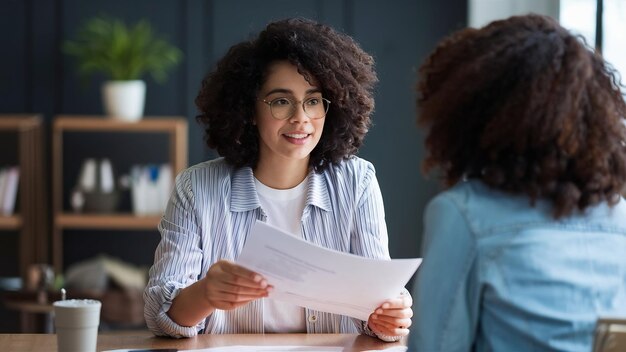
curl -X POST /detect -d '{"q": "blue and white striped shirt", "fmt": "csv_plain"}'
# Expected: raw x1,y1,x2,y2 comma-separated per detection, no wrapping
144,156,393,338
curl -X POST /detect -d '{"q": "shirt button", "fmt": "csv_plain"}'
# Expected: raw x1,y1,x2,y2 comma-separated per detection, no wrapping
308,315,318,323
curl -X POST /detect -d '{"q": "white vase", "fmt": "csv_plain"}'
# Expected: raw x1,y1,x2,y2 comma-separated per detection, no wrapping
78,158,97,192
102,80,146,122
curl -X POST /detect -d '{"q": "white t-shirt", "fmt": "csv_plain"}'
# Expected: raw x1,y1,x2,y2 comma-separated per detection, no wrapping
254,176,308,333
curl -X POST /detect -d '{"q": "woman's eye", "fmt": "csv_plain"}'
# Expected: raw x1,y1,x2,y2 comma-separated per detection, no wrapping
273,98,292,106
306,98,321,106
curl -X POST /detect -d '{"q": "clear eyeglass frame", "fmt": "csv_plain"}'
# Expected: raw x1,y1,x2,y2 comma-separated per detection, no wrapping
261,97,331,120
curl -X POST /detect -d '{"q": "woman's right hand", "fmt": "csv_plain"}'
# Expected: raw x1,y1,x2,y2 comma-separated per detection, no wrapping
201,260,272,311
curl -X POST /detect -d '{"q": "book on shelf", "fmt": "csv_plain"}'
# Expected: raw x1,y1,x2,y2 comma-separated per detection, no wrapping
0,166,19,216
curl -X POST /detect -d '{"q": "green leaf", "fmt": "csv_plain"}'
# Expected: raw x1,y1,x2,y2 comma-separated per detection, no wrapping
63,15,183,83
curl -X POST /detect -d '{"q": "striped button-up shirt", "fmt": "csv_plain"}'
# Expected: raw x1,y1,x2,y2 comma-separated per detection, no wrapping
144,156,391,338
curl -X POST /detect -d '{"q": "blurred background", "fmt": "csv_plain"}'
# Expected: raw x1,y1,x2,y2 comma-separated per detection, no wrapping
0,0,623,333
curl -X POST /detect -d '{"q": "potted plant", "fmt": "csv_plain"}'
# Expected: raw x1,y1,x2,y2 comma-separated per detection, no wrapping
63,16,183,121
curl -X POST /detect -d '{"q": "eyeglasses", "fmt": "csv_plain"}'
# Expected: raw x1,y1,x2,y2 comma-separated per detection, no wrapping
261,97,331,120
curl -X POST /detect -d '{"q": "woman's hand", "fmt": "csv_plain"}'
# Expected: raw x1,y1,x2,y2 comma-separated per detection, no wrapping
367,293,413,338
201,259,272,311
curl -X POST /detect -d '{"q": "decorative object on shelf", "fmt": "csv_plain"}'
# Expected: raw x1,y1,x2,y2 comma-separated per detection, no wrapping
63,16,183,122
70,188,85,213
64,255,147,293
0,165,20,215
73,158,120,213
127,163,173,215
64,255,148,326
26,263,55,304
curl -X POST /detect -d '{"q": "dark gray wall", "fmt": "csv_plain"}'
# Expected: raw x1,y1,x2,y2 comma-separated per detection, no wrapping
0,0,466,330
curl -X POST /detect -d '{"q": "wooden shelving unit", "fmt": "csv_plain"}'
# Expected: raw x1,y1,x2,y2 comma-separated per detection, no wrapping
56,213,161,230
0,114,46,281
51,115,188,273
0,215,22,229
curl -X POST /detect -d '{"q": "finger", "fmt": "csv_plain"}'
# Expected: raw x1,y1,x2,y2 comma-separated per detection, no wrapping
210,262,268,289
371,318,398,331
374,325,409,337
374,307,413,319
379,295,412,309
216,282,271,296
206,274,267,294
210,290,268,303
369,320,410,337
371,313,412,328
387,327,410,337
232,274,269,289
371,314,412,329
220,260,261,278
220,262,268,287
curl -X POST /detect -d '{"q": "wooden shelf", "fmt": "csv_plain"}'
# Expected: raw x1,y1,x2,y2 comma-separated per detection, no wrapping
52,115,188,272
56,213,161,230
0,215,22,230
54,115,186,132
0,115,41,131
0,114,46,283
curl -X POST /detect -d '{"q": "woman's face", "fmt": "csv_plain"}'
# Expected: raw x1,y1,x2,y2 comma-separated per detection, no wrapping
254,60,326,166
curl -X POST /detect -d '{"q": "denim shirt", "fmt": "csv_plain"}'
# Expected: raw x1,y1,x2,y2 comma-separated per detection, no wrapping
144,157,394,338
410,180,626,352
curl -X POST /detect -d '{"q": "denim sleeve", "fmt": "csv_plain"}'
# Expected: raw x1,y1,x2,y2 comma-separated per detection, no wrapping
409,193,481,352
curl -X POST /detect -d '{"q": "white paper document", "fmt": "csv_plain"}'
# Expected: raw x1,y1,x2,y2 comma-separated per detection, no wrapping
237,221,422,321
105,348,341,352
180,346,342,352
106,345,407,352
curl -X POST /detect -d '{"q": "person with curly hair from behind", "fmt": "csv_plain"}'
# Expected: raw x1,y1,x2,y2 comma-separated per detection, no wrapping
409,14,626,352
144,18,412,341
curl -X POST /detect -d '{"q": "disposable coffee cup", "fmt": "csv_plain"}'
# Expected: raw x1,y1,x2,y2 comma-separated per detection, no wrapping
53,299,101,352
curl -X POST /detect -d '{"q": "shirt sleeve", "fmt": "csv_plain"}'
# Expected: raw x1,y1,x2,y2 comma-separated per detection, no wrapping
349,163,409,341
143,169,205,337
409,193,481,351
350,164,390,259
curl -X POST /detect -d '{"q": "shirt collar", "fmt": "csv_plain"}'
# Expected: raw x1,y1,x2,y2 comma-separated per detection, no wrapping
230,166,261,212
305,169,331,212
230,166,331,213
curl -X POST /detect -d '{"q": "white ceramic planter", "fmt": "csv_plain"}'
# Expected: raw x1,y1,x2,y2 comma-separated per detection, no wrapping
102,80,146,121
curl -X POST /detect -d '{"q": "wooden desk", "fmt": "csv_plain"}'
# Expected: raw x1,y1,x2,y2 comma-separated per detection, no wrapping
1,331,407,351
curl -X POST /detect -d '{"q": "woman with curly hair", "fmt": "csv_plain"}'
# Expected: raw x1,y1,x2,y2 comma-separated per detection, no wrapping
410,14,626,351
144,18,412,341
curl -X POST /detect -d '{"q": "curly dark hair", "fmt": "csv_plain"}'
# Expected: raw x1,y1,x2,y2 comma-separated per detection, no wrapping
417,14,626,218
195,18,377,171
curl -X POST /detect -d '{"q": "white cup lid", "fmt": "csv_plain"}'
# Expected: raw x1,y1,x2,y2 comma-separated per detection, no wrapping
53,299,101,308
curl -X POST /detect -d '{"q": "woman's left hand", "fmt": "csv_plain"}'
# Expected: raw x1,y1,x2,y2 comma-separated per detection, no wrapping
367,293,413,337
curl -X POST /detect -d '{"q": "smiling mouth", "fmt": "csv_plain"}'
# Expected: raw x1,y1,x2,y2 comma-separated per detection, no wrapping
283,133,310,139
